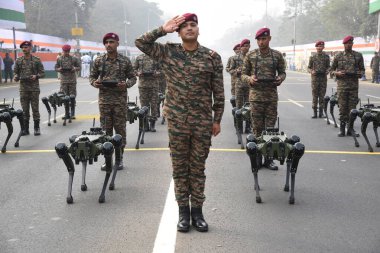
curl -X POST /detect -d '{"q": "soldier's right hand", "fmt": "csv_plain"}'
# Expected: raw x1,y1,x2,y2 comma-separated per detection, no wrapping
93,80,102,88
311,70,316,76
163,15,186,33
249,75,258,86
334,71,345,77
14,77,19,82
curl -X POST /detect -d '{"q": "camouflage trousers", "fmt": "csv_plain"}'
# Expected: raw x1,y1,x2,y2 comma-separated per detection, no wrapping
60,82,77,96
158,78,166,94
20,91,40,122
337,88,358,123
168,119,212,207
236,85,249,109
99,104,127,146
372,70,379,83
139,86,159,120
250,101,277,137
311,75,327,110
230,76,237,96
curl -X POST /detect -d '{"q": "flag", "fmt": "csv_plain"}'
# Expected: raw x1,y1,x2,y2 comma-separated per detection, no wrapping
0,0,26,29
369,0,380,14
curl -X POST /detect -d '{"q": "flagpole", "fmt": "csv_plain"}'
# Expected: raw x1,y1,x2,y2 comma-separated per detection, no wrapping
12,27,17,60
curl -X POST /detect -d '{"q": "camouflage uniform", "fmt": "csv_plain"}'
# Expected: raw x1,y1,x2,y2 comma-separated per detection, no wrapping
55,55,81,96
330,50,364,124
157,61,167,94
89,53,136,146
370,55,380,83
307,52,330,116
242,48,286,137
13,55,45,129
225,53,238,96
135,27,225,208
229,53,249,108
133,54,159,120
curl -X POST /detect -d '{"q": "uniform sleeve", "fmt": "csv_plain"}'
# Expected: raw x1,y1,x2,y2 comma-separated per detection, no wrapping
54,58,60,72
330,55,338,73
225,57,233,73
37,59,45,78
125,58,137,88
75,57,81,70
212,54,225,124
135,26,168,61
358,53,365,76
307,56,313,73
326,55,331,73
133,57,139,72
241,54,252,84
89,58,100,87
13,59,20,78
370,57,374,68
276,53,286,81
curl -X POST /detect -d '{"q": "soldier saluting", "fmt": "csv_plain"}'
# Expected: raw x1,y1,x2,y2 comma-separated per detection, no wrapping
241,28,286,170
307,40,330,118
330,36,365,137
90,33,136,170
135,13,225,233
14,41,45,136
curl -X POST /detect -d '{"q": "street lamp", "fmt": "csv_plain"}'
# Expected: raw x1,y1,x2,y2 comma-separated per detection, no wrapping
122,1,131,55
292,0,298,71
73,0,86,53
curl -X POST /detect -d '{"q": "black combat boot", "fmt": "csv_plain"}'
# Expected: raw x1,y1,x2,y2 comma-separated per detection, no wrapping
150,120,156,132
318,108,325,118
33,120,41,136
115,148,125,170
191,206,208,232
21,120,30,136
263,157,278,170
311,109,317,119
338,122,346,137
177,206,190,232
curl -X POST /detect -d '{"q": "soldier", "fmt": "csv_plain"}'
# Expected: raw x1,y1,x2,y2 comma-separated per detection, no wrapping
370,51,379,84
242,28,286,170
3,52,14,83
225,43,241,98
89,33,136,170
14,41,45,136
133,53,160,132
55,44,81,119
307,41,330,118
135,13,224,233
330,36,365,137
229,39,251,133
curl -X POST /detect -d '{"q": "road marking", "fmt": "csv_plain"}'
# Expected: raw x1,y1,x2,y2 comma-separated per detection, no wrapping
324,118,340,127
3,148,380,155
366,94,380,99
287,99,304,107
152,179,177,253
90,100,98,104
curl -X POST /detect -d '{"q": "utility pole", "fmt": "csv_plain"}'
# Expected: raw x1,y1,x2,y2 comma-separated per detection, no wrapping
293,0,297,70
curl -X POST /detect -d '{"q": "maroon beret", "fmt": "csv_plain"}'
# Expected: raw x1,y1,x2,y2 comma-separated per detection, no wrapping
177,13,198,32
20,41,32,48
240,39,250,47
103,33,119,44
233,44,241,50
315,41,324,47
343,35,354,44
255,28,270,39
62,44,71,52
183,13,198,24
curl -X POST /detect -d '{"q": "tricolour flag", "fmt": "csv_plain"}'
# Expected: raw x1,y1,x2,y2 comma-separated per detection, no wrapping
369,0,380,14
0,0,26,29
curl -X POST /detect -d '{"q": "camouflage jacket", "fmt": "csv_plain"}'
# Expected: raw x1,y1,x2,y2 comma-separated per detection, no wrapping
89,53,136,105
135,26,225,124
307,52,330,75
133,54,159,87
55,55,81,84
228,53,244,78
370,55,380,70
14,55,45,92
242,48,286,102
331,50,365,79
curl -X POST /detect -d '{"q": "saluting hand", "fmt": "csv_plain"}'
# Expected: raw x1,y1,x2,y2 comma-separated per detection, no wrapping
163,15,186,33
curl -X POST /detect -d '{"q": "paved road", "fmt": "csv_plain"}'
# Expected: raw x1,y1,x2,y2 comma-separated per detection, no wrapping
0,72,379,253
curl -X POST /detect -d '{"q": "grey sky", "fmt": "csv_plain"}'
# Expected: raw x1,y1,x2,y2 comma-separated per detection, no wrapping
147,0,286,46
